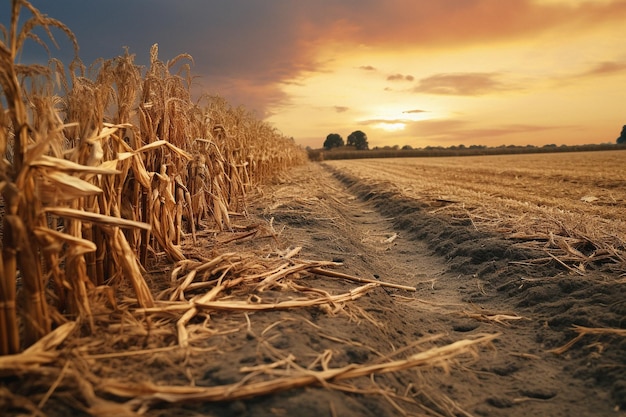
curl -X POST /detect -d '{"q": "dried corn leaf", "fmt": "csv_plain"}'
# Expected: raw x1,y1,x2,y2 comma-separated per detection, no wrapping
44,171,103,195
117,152,151,188
134,139,192,160
31,154,120,175
33,227,97,256
44,207,151,230
549,325,626,355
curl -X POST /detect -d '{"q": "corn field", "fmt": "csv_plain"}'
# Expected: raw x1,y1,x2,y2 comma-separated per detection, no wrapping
0,1,307,355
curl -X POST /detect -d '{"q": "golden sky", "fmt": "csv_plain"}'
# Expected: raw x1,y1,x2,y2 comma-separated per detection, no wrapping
11,0,626,149
263,0,626,148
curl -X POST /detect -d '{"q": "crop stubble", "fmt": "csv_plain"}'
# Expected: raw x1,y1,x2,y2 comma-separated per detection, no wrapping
321,152,626,413
324,151,626,276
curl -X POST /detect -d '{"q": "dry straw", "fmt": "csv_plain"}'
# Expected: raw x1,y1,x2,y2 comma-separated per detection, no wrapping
549,325,626,355
97,333,498,405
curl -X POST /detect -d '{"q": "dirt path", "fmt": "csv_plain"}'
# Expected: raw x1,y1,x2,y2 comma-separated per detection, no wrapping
250,161,624,416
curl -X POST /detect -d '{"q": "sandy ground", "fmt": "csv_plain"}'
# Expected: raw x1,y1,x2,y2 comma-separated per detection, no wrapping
3,161,625,416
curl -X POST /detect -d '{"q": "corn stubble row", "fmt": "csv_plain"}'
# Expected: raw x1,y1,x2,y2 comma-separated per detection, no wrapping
0,1,307,355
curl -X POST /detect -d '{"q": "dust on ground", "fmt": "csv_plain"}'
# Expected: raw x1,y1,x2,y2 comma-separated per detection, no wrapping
3,162,625,417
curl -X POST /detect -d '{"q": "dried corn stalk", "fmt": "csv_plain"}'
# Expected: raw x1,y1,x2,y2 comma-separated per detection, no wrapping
0,0,306,354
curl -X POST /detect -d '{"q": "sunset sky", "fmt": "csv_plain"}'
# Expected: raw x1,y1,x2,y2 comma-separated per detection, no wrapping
5,0,626,149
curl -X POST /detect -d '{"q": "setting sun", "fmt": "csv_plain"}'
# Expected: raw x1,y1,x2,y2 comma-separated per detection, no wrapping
371,122,406,132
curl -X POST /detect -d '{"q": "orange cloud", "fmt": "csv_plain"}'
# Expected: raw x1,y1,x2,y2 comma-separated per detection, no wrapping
358,118,413,126
579,60,626,77
303,0,626,51
540,59,626,89
405,118,563,143
413,72,511,96
387,73,415,82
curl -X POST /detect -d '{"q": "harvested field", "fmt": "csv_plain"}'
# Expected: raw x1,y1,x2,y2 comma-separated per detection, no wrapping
321,152,626,414
324,151,626,276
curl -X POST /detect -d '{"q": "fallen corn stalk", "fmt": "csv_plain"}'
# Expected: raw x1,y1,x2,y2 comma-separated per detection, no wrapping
0,322,77,377
98,333,499,404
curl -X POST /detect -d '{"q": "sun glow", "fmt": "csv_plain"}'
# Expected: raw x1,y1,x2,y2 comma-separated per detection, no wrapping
373,122,406,132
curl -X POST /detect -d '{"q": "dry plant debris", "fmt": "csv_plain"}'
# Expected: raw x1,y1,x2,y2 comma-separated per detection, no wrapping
460,310,526,326
97,333,497,404
0,238,499,415
549,325,626,355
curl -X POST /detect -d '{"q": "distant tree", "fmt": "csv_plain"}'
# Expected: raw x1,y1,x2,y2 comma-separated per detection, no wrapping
401,145,413,150
347,130,369,150
617,125,626,144
323,133,344,150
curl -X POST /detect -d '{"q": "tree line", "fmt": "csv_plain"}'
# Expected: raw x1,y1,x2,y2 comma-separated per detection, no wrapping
323,124,626,151
324,131,369,150
617,125,626,144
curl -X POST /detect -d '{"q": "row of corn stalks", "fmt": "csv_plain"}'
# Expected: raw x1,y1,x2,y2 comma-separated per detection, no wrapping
0,0,307,354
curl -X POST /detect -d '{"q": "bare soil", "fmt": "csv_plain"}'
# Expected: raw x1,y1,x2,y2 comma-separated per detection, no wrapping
3,161,625,417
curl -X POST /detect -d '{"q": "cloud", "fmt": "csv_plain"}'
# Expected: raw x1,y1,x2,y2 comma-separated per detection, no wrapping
334,106,350,113
405,118,562,143
579,60,626,77
308,0,626,50
403,109,428,114
541,59,626,89
413,72,510,96
15,0,325,116
196,75,292,119
359,65,377,71
387,73,415,82
358,118,412,126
